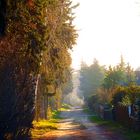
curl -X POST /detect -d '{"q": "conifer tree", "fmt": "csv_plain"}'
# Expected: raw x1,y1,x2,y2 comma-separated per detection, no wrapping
0,0,77,139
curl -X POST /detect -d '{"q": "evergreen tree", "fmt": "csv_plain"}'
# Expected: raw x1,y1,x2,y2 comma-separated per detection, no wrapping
0,0,78,139
102,56,136,103
79,59,105,100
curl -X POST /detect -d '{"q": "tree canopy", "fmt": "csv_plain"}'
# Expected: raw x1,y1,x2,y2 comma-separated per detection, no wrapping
0,0,78,139
79,59,105,100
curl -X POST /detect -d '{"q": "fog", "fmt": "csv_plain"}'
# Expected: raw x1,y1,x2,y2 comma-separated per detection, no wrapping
63,71,84,106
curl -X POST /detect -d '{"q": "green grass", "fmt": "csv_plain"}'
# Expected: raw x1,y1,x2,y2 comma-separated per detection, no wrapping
60,103,72,111
31,119,58,139
85,108,140,140
62,103,71,109
90,115,140,140
51,104,71,119
90,115,123,130
85,108,124,129
31,109,62,139
31,105,72,139
51,110,62,119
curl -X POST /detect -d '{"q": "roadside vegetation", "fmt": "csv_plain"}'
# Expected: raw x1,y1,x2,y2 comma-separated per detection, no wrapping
85,108,140,140
79,56,140,137
31,104,71,139
31,109,61,139
0,0,77,139
60,103,72,111
91,115,140,140
31,119,58,139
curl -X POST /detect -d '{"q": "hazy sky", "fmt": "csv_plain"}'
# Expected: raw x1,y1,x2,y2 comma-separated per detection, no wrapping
71,0,140,70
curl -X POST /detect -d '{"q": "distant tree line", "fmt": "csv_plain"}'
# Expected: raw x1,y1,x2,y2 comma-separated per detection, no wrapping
79,56,140,107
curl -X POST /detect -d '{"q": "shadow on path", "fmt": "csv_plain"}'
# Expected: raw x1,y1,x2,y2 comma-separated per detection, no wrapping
33,108,127,140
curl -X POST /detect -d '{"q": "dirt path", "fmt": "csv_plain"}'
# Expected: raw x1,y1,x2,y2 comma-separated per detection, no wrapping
37,108,127,140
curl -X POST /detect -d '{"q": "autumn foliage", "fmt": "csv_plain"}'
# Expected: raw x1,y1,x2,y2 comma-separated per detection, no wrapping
0,0,77,139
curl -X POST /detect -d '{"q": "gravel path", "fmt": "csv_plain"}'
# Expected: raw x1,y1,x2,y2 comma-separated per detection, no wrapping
40,108,127,140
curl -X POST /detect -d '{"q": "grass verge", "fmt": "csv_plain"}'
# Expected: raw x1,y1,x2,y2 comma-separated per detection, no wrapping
31,104,71,139
31,110,61,139
60,103,72,111
31,119,58,139
85,108,140,140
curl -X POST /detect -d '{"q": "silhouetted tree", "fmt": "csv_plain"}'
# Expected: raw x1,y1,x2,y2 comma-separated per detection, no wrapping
0,0,6,36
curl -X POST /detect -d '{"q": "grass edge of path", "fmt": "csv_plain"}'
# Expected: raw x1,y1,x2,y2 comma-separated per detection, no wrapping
84,108,140,140
31,110,62,139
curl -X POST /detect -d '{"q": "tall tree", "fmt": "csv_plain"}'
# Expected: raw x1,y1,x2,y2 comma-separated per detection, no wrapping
0,0,77,139
79,59,105,100
34,0,78,121
102,56,136,103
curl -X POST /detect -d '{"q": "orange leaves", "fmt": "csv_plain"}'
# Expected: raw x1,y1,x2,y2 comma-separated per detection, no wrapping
27,0,34,8
29,22,37,30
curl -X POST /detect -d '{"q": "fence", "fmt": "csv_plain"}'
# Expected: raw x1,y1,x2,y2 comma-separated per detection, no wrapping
115,104,132,128
97,104,113,120
94,103,140,131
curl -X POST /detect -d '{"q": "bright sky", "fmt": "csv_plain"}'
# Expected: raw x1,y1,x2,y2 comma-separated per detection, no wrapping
71,0,140,70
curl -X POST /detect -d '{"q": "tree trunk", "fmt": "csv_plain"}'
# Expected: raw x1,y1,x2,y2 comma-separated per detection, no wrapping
35,75,40,122
43,94,49,120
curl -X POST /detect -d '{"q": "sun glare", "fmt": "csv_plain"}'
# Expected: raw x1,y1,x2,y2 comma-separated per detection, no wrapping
71,0,140,70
